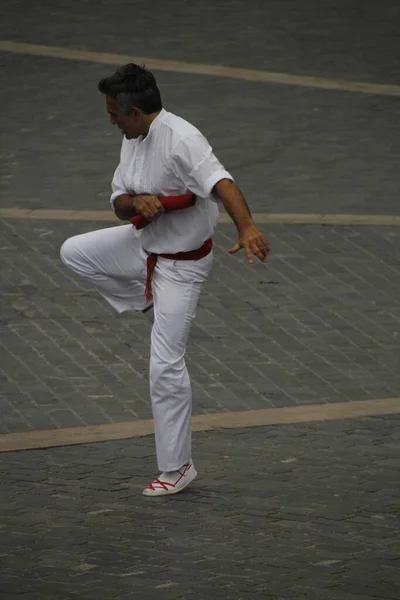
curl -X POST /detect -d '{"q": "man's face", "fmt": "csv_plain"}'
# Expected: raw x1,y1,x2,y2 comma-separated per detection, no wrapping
105,96,142,139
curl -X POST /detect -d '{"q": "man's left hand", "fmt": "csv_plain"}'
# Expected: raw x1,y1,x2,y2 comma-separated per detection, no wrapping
228,224,271,263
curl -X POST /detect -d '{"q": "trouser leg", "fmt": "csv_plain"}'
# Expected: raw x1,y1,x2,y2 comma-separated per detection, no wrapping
149,254,213,472
60,224,148,313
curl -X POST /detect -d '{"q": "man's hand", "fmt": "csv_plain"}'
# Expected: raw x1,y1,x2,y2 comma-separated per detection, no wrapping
132,195,165,220
228,224,271,264
213,180,271,263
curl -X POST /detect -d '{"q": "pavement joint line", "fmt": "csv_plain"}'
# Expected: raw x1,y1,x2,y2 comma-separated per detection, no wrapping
1,208,400,226
1,40,400,97
0,397,399,453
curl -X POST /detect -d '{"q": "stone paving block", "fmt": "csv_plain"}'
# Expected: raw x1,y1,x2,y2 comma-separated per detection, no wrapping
0,416,399,599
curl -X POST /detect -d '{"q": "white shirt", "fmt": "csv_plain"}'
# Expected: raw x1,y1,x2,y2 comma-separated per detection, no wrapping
110,109,233,253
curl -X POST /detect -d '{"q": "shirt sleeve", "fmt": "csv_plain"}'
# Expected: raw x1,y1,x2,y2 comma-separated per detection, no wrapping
169,132,234,198
110,164,127,206
110,137,130,206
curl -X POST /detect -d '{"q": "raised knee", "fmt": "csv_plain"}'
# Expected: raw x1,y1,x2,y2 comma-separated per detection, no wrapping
60,236,80,267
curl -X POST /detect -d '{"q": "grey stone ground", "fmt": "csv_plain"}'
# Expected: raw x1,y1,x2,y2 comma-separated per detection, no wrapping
1,53,400,216
1,1,400,216
1,416,400,600
1,0,400,83
1,219,400,433
1,1,400,598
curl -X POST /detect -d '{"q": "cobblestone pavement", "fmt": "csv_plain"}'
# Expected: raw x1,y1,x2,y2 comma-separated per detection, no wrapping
1,0,400,436
1,218,399,433
1,3,400,597
1,0,399,84
2,1,400,216
2,52,399,216
1,415,400,600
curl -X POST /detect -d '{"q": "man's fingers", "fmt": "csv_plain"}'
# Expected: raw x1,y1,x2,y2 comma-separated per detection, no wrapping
148,201,163,216
247,237,269,262
244,243,254,264
229,233,270,263
254,235,270,258
154,200,165,213
257,249,267,262
140,199,165,219
228,242,241,254
256,239,269,260
251,243,266,262
255,234,269,250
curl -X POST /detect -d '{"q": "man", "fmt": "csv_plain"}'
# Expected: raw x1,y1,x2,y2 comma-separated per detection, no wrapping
61,63,269,497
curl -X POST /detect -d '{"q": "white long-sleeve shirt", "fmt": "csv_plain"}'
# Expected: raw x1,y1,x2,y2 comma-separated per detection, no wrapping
111,109,233,254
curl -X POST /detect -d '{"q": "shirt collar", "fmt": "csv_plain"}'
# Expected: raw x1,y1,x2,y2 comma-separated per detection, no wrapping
148,108,167,133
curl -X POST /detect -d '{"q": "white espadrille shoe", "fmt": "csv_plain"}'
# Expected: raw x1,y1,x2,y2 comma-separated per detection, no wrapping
142,462,197,497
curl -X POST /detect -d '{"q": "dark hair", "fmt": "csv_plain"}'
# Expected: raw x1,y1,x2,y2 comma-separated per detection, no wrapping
98,63,162,115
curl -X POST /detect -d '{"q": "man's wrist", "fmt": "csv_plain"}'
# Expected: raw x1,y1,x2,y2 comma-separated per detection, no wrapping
237,217,255,234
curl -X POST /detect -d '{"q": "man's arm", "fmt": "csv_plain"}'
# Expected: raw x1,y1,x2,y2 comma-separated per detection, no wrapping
167,133,270,263
113,194,164,221
113,194,137,220
214,179,270,263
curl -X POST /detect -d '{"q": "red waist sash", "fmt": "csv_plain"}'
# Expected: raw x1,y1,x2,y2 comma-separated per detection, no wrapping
145,238,213,303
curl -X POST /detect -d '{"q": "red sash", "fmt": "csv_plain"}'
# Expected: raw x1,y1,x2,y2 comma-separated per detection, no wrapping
145,238,213,303
130,193,195,230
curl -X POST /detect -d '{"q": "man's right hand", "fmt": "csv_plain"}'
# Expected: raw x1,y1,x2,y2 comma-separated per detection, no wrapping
132,195,165,220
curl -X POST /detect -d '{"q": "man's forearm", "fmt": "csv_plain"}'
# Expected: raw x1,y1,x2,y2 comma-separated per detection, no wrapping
214,179,254,232
113,194,138,221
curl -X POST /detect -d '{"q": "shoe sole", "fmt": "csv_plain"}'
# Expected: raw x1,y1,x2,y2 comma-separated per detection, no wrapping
142,468,198,497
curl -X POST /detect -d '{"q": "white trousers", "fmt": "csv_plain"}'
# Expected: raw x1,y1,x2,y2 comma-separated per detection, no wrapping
60,224,212,471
